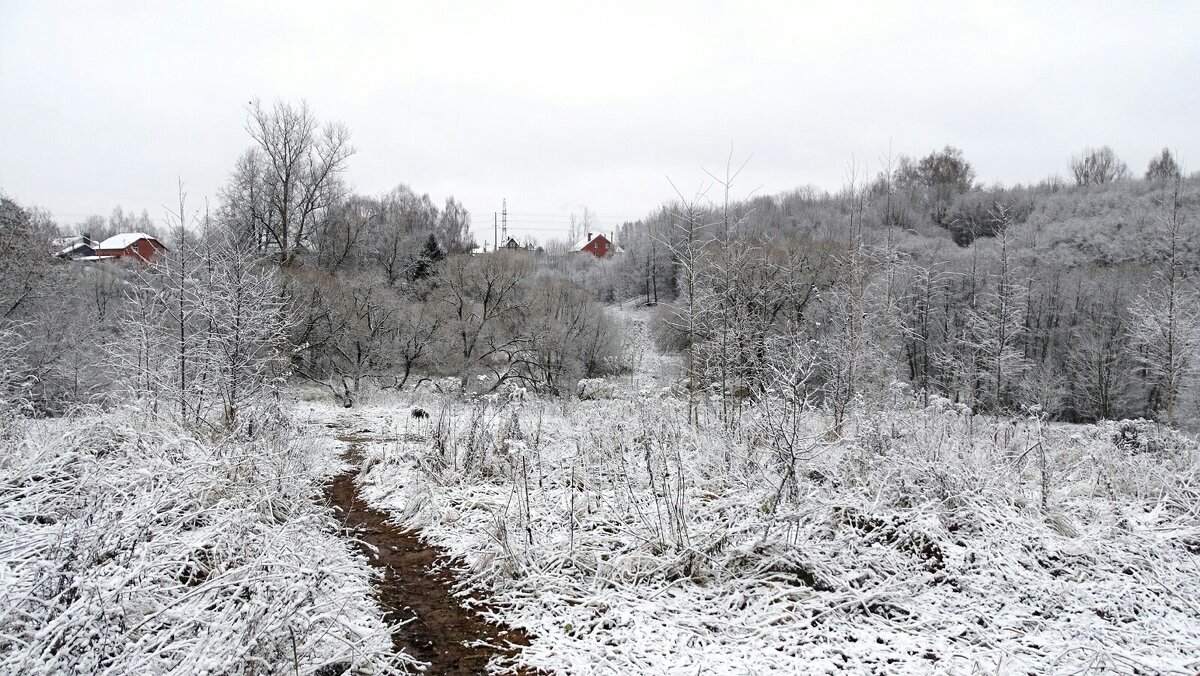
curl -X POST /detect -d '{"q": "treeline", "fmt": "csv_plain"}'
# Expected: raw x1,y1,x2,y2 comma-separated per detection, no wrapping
0,100,621,420
602,146,1199,427
3,103,1196,427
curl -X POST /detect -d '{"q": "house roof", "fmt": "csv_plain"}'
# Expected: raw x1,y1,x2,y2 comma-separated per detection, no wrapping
573,233,606,250
56,241,93,256
97,232,158,250
573,233,623,254
53,235,97,248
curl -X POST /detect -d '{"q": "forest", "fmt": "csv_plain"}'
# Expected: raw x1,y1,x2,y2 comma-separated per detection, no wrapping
2,101,1198,674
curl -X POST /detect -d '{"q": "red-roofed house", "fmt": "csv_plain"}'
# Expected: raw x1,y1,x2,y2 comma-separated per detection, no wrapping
573,232,619,259
94,232,167,261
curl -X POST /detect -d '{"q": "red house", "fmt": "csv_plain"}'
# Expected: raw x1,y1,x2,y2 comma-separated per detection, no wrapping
94,232,167,261
573,232,619,259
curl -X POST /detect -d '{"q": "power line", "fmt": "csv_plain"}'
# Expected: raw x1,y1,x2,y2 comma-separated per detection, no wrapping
469,212,647,220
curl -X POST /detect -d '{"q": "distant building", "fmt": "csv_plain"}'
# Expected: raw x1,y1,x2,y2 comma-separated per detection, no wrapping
52,235,99,260
573,232,620,259
93,232,167,261
497,236,544,253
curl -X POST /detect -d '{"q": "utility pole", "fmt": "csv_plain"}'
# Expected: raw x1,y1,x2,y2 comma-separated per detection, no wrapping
493,212,498,252
502,198,508,244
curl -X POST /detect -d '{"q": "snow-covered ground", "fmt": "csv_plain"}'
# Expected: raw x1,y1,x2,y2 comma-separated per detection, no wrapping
0,411,413,675
297,306,1200,675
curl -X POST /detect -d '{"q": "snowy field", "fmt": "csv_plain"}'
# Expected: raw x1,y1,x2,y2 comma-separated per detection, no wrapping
296,307,1200,675
0,411,413,675
7,304,1196,675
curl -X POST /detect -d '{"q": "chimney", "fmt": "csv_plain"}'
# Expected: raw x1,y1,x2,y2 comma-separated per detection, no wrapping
586,232,593,242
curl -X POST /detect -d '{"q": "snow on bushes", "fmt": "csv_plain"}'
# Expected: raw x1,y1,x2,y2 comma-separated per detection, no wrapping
0,412,413,675
338,391,1200,674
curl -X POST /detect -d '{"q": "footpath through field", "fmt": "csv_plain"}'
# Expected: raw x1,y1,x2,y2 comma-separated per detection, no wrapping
321,419,539,675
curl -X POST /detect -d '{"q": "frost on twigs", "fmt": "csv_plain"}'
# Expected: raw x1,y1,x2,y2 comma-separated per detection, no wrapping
0,413,414,675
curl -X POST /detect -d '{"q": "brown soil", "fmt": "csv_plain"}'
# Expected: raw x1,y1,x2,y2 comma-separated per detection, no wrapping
324,437,538,675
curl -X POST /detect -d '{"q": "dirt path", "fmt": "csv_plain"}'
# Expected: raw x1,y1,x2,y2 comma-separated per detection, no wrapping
324,434,537,675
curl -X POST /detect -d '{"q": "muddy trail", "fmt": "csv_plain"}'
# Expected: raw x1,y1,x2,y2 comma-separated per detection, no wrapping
324,432,538,675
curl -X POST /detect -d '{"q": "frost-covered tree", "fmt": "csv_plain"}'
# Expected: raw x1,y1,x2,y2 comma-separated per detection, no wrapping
620,209,675,305
202,227,291,430
899,146,976,225
964,211,1030,413
313,194,379,271
438,252,534,389
369,185,440,285
114,214,289,432
756,334,821,504
815,171,901,432
693,151,758,426
0,323,30,429
662,187,713,424
437,196,475,254
568,206,596,245
312,275,396,406
0,198,117,411
221,99,354,266
901,261,953,406
518,276,621,395
1128,179,1200,425
0,197,56,320
1145,147,1182,182
1066,300,1132,421
158,186,207,423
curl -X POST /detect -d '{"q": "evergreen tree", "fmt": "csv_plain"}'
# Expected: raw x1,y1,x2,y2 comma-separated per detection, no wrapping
412,232,444,280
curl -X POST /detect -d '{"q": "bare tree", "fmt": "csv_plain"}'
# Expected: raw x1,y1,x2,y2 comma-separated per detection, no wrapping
387,300,444,390
203,226,291,430
756,334,821,506
568,206,595,244
314,194,379,270
517,276,621,395
224,99,355,266
694,149,755,427
112,209,289,431
1070,146,1129,186
438,253,533,389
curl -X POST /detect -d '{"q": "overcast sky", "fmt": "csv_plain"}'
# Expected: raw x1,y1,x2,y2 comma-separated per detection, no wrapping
2,1,1197,245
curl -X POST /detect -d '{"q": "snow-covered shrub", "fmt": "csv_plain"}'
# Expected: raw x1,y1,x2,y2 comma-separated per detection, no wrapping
0,413,412,675
0,324,32,437
576,378,613,400
1103,418,1193,456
